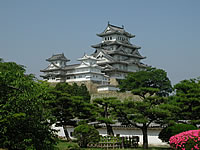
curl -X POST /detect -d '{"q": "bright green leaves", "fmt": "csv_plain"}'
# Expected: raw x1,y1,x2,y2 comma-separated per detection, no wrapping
50,82,94,140
93,97,118,135
132,87,159,98
0,61,56,150
119,67,172,97
74,122,100,148
117,67,173,149
173,78,200,126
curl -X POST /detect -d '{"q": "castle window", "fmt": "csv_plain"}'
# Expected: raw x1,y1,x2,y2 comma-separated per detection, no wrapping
110,37,112,40
105,37,107,40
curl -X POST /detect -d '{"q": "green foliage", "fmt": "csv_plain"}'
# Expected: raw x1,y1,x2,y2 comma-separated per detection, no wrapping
63,142,80,150
159,123,197,143
49,82,94,140
55,140,80,150
116,67,173,149
73,123,100,148
93,97,117,135
119,67,172,97
54,83,90,102
51,83,93,124
172,78,200,126
117,67,173,126
0,61,56,150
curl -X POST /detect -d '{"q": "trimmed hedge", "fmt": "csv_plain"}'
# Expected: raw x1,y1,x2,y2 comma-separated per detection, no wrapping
159,123,197,142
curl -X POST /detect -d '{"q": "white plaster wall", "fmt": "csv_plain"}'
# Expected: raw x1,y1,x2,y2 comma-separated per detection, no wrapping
60,126,167,146
52,124,66,137
66,76,108,83
113,64,120,69
105,128,165,145
97,87,109,91
97,58,110,64
97,86,119,92
48,78,61,83
128,64,138,72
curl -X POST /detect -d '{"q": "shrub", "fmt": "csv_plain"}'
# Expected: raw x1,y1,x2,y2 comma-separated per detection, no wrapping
64,142,80,150
169,130,200,150
159,124,197,142
73,123,100,148
55,140,80,150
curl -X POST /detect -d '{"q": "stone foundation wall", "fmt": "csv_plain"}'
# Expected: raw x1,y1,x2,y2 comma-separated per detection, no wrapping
91,92,141,101
67,80,99,94
109,78,119,86
48,81,140,102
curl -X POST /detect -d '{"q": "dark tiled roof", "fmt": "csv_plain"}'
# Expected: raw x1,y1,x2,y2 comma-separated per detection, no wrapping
92,47,144,60
91,40,140,49
46,53,70,62
40,68,62,72
97,23,135,38
40,62,63,72
109,50,145,59
92,49,116,62
40,73,65,78
63,64,80,70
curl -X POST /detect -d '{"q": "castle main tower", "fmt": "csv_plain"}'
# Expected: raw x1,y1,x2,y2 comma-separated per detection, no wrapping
91,23,147,80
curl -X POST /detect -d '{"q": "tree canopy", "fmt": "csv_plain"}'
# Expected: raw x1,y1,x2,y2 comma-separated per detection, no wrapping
49,82,94,140
119,67,173,97
172,78,200,126
74,122,100,148
117,67,174,149
0,61,56,150
93,97,117,136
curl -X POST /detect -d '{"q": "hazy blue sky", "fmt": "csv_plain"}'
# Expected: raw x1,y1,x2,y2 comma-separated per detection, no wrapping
1,0,200,85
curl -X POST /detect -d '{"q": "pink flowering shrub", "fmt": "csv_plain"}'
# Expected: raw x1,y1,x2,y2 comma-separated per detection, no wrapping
169,130,200,150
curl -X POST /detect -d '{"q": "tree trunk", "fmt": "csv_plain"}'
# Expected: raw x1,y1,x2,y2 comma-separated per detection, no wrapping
106,123,114,136
142,124,148,149
104,104,114,136
63,126,71,141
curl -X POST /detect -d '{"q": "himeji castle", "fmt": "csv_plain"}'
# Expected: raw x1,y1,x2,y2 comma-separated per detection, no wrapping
40,23,148,93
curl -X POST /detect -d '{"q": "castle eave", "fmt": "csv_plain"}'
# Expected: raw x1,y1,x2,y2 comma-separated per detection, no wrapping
97,32,135,38
40,68,63,72
91,41,141,50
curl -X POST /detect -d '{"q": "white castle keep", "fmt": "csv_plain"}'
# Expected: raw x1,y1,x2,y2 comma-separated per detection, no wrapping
40,23,147,93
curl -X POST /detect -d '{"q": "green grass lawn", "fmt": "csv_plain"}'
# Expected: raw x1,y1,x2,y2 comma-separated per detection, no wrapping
55,140,172,150
82,147,172,150
83,147,172,150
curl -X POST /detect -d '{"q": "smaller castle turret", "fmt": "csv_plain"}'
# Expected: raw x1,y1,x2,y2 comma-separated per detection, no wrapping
40,53,69,82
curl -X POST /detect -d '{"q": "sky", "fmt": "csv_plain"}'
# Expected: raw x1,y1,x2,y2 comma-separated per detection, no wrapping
0,0,200,85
